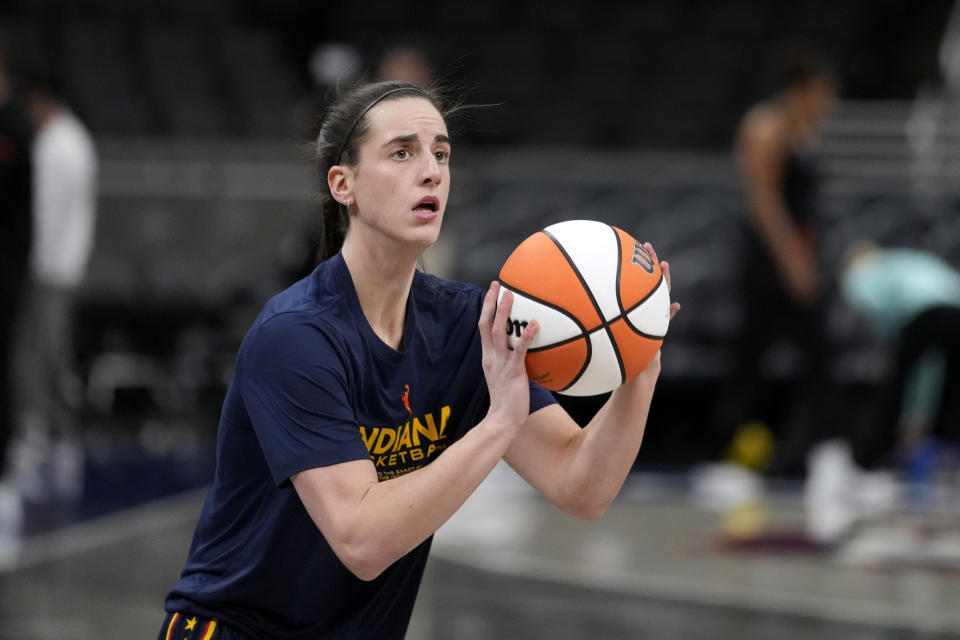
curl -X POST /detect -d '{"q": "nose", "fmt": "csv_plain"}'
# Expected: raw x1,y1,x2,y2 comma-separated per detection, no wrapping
420,152,442,186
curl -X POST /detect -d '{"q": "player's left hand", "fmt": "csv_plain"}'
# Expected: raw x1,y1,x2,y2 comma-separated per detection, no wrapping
640,242,680,375
644,242,681,320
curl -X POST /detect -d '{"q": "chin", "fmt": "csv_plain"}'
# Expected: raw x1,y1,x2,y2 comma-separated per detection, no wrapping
412,217,443,245
416,228,442,250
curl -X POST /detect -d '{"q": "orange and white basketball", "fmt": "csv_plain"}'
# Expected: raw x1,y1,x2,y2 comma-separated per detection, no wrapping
498,219,670,396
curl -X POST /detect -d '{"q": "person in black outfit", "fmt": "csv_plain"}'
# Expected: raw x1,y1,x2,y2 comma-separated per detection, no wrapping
0,40,32,490
728,48,838,477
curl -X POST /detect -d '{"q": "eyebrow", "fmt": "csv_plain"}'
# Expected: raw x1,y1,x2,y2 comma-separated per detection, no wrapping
381,133,451,148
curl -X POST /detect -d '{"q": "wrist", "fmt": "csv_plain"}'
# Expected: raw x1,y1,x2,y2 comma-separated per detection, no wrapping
639,352,662,379
483,406,524,438
621,360,660,394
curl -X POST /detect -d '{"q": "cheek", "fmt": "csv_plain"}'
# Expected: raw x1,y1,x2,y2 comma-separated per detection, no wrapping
357,172,399,208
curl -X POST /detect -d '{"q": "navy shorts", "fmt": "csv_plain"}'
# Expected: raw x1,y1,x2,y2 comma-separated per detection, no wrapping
158,612,250,640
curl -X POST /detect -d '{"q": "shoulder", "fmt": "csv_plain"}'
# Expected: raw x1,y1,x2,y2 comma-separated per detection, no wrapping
738,103,786,147
36,113,96,167
263,259,351,321
243,270,353,364
243,310,342,370
412,272,485,314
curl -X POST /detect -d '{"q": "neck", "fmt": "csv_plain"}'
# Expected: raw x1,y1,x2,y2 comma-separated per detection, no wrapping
341,234,421,350
780,92,815,141
32,100,61,130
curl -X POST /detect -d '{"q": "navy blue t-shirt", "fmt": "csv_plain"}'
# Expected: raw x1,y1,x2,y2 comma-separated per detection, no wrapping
165,253,556,639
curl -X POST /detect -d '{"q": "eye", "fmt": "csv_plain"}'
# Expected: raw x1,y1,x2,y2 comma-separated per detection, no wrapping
434,149,450,163
392,148,410,160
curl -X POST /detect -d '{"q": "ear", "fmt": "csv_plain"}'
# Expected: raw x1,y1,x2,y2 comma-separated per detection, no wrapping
328,165,353,207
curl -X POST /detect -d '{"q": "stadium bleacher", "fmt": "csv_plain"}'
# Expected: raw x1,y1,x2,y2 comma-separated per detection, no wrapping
2,0,955,456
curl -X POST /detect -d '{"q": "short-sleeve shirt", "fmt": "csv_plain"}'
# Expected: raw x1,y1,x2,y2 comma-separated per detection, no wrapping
165,252,556,639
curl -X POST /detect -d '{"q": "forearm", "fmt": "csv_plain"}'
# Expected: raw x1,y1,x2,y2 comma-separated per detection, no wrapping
750,194,807,274
320,280,538,580
557,366,659,518
342,414,515,578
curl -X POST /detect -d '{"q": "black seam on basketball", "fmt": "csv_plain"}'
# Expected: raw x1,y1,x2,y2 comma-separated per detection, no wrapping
497,275,591,389
558,334,592,392
542,229,608,328
624,328,665,340
614,336,626,384
544,227,625,388
611,228,627,384
526,333,582,353
621,274,668,339
614,227,626,317
622,272,666,316
497,276,588,336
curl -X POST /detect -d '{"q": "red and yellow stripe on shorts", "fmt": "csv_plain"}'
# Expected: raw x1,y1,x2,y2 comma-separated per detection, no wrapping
163,612,219,640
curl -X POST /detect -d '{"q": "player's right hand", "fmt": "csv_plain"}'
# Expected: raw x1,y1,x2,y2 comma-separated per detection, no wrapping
478,281,539,433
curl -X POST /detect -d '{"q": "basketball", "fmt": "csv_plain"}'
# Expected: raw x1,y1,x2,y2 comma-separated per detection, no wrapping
497,219,671,396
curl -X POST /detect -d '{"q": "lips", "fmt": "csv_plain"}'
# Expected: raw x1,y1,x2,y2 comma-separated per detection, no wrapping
412,196,440,214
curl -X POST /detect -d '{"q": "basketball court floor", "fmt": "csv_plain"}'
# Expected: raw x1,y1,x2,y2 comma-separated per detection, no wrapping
1,438,958,640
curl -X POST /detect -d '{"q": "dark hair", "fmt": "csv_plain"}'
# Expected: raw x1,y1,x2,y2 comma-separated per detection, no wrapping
21,50,62,99
314,81,446,262
0,33,24,92
775,43,835,91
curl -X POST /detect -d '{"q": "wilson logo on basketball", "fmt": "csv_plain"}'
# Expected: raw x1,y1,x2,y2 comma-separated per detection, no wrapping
631,242,655,274
506,318,528,337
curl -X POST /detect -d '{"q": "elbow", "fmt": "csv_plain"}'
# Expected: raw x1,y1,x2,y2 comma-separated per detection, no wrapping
560,496,610,521
346,562,384,583
339,547,388,582
334,538,393,582
572,503,608,521
555,484,613,521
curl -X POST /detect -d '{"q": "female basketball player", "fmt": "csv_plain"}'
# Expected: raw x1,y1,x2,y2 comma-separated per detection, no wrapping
159,81,679,640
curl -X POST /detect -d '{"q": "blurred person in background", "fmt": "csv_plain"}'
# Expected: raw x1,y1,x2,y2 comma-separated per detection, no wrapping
376,40,434,88
293,41,363,142
0,37,32,558
11,57,96,501
803,243,960,541
728,45,838,478
841,242,960,474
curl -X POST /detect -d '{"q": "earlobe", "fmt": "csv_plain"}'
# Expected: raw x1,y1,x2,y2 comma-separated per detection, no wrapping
328,165,353,207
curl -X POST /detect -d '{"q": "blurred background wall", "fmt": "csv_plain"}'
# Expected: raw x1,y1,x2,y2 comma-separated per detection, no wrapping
2,0,957,472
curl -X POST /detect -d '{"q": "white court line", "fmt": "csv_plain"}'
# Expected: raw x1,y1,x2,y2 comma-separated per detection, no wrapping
431,543,960,635
5,487,208,572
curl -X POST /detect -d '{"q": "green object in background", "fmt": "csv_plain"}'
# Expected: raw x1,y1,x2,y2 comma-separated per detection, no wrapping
842,247,960,428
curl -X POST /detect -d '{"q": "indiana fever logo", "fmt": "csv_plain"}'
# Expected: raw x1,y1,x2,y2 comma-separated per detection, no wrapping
402,384,412,415
358,398,452,481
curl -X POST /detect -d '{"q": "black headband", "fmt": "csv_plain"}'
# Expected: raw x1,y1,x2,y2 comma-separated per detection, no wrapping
334,86,429,165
